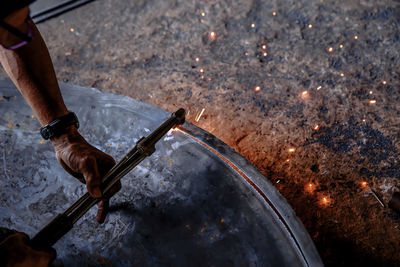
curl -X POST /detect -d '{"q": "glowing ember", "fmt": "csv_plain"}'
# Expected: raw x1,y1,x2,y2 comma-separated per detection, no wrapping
314,125,319,130
285,159,290,162
339,44,344,48
340,73,344,77
31,114,34,119
301,91,309,98
361,181,368,188
254,86,261,92
288,148,295,153
320,195,331,206
305,183,316,194
195,57,200,62
369,91,373,94
369,100,376,104
209,31,216,40
308,24,312,28
251,23,255,28
263,52,268,56
200,75,204,79
70,28,74,32
316,85,322,90
354,35,358,40
382,80,387,85
272,11,277,16
201,12,206,17
362,119,366,122
244,52,248,56
328,47,334,53
200,68,204,73
262,45,267,50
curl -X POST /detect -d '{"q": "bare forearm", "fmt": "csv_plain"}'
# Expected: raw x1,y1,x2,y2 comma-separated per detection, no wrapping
0,18,68,126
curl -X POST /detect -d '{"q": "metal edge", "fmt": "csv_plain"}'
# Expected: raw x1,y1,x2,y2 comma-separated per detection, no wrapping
178,124,324,267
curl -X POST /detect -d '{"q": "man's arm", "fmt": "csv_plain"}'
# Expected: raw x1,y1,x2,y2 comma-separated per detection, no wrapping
0,15,120,223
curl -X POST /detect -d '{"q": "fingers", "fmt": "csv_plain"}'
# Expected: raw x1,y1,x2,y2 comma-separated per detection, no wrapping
81,156,102,198
96,199,109,224
96,181,121,224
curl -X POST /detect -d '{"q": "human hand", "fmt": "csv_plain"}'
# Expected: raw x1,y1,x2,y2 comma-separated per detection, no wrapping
51,125,121,223
0,232,56,267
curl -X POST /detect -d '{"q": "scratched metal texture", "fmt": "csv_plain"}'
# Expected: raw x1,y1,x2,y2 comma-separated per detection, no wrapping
0,79,322,266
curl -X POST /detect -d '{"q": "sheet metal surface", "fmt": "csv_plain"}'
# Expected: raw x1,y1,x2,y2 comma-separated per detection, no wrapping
0,79,322,266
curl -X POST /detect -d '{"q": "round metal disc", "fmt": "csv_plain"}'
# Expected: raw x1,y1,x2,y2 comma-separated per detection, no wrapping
0,79,322,266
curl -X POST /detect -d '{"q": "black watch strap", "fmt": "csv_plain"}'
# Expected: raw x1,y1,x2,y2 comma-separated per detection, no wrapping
40,112,79,140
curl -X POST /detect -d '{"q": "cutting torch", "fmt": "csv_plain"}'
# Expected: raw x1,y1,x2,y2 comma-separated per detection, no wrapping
30,108,185,250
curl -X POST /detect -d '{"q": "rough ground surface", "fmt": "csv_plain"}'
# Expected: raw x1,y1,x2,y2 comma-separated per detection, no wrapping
1,0,400,265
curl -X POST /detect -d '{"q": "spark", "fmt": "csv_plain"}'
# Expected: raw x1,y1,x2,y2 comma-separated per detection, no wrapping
254,86,261,92
369,91,373,94
70,28,74,32
201,12,206,17
316,85,322,90
362,119,366,122
361,181,368,188
200,75,204,79
288,148,296,153
262,44,267,50
195,108,206,122
220,219,225,223
200,19,204,23
314,125,319,130
354,35,358,40
328,47,334,53
285,159,290,162
369,100,376,104
339,44,344,48
382,80,387,85
320,195,331,206
31,114,34,119
272,11,277,16
195,57,200,62
263,52,268,56
209,31,216,40
340,73,344,77
200,68,204,73
301,90,309,98
251,23,255,28
244,52,248,56
308,24,312,28
306,182,316,194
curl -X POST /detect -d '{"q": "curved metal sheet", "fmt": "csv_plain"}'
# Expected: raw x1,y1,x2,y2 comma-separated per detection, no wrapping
0,79,323,266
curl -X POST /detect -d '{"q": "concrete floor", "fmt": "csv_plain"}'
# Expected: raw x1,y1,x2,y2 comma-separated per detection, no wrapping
1,0,400,265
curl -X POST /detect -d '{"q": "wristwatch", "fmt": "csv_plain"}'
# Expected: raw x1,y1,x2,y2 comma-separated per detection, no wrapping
40,112,79,140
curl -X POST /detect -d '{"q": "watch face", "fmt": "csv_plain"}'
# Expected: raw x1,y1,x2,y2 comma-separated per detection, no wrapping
40,127,52,140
